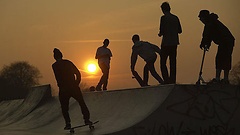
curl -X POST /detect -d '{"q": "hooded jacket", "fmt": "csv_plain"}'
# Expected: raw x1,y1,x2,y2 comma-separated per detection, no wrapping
131,41,161,70
201,13,235,47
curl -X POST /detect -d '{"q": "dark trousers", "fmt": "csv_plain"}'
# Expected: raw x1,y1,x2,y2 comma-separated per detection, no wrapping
216,41,234,70
97,63,110,90
160,45,177,84
59,86,90,124
143,57,164,84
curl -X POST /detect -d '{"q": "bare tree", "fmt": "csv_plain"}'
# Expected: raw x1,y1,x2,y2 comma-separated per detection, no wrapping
0,61,41,91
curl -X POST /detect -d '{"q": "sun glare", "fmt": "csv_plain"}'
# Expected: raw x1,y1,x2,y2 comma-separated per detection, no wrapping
87,63,97,73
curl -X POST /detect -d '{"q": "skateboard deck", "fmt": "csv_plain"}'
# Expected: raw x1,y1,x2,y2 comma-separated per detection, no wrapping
69,121,99,133
132,71,146,87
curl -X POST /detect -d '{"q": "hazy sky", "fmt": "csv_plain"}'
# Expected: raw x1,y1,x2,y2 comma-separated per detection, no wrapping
0,0,239,95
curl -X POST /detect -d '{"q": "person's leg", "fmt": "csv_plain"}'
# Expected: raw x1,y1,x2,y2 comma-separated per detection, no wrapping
209,46,222,84
59,89,71,129
96,64,104,91
222,42,233,84
143,64,149,85
224,70,230,80
215,45,233,81
72,86,91,124
147,58,164,84
215,45,223,81
102,64,110,90
215,69,221,81
169,46,177,83
160,46,170,84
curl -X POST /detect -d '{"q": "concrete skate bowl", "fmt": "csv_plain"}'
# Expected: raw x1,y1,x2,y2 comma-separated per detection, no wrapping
1,84,240,135
0,84,173,135
113,84,240,135
0,85,53,132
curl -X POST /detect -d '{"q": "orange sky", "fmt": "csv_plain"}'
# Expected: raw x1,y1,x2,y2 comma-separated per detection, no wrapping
0,0,239,95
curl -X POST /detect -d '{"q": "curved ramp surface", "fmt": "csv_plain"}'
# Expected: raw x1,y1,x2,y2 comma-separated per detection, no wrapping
0,84,51,127
0,84,240,135
113,85,240,135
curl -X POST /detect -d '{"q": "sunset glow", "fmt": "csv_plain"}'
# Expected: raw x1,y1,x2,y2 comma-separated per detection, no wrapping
84,60,98,74
87,63,97,73
0,0,239,90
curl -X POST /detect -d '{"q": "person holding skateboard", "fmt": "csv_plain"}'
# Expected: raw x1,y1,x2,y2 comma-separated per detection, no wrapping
131,34,164,86
158,2,182,84
198,10,235,84
95,39,112,91
52,48,92,130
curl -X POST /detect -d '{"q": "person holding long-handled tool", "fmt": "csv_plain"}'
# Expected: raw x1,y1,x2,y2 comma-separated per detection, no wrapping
198,10,235,85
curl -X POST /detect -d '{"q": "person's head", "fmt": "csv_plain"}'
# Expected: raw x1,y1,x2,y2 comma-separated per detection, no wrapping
53,48,63,61
132,34,140,43
161,2,171,14
103,39,109,47
198,10,210,24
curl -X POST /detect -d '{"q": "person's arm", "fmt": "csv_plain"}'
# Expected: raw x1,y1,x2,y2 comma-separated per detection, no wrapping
95,48,99,59
158,16,165,37
130,50,138,73
200,25,212,50
109,49,113,57
178,17,182,34
150,43,161,55
52,64,61,87
72,62,81,85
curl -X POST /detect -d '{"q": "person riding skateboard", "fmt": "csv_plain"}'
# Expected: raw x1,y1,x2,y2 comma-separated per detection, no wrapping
131,34,164,85
52,48,92,130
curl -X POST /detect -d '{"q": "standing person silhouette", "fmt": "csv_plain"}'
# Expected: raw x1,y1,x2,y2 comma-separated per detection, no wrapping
198,10,235,84
131,34,164,85
95,39,112,91
158,2,182,84
52,48,92,130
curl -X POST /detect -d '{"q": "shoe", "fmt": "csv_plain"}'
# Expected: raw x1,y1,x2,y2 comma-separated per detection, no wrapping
84,120,93,125
163,81,170,85
96,85,102,91
64,123,71,130
207,78,220,85
221,79,230,85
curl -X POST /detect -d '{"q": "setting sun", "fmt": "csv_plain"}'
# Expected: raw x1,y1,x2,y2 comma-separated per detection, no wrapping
87,63,97,73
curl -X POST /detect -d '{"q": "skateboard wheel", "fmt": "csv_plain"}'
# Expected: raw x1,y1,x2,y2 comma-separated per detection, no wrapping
89,125,94,130
70,129,75,133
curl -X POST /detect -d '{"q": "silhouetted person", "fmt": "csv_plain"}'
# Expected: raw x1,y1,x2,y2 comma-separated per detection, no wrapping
198,10,235,84
52,48,92,130
131,34,164,85
158,2,182,84
95,39,112,91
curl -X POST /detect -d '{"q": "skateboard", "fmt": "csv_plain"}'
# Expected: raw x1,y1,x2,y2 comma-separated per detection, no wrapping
132,71,146,87
69,121,99,133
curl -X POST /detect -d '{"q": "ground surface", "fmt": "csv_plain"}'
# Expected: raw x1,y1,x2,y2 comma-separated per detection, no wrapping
0,84,239,135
